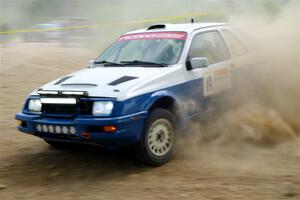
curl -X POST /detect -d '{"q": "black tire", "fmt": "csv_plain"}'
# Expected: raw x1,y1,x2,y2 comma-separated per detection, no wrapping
134,109,177,166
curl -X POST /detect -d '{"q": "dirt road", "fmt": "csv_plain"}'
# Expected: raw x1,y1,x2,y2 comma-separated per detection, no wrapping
0,43,299,200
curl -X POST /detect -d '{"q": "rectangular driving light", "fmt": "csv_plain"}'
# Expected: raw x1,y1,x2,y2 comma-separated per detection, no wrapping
37,90,59,95
40,98,77,104
61,91,86,96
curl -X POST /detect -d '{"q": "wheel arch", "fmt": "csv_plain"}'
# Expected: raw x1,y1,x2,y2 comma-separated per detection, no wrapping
143,91,182,123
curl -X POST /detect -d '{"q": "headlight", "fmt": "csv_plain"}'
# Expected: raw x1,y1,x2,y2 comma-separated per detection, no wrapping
28,99,42,112
92,101,114,116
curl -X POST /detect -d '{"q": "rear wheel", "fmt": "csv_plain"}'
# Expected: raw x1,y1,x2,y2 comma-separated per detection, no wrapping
134,109,176,166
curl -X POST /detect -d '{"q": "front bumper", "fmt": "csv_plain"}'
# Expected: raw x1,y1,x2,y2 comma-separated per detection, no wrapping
15,111,148,147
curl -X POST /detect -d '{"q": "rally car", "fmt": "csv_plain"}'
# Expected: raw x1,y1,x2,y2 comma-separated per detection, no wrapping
16,23,251,165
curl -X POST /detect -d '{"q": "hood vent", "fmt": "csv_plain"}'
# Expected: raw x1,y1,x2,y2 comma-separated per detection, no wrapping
54,76,73,85
108,76,138,86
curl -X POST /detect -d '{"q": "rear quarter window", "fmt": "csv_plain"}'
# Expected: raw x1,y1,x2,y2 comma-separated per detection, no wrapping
222,29,248,57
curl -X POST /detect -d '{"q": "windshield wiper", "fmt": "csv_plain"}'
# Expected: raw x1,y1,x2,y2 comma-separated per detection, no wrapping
94,60,123,66
120,60,168,67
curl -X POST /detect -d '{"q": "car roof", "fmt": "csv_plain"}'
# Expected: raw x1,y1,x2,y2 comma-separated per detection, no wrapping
126,23,227,35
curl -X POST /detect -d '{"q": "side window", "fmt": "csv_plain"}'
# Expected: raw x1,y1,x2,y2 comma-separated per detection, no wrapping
222,29,248,57
188,31,230,65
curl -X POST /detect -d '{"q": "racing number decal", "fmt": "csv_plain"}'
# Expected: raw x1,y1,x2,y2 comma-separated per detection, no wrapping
203,74,214,96
203,67,231,97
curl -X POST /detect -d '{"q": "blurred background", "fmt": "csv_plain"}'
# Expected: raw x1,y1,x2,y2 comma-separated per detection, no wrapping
0,0,293,50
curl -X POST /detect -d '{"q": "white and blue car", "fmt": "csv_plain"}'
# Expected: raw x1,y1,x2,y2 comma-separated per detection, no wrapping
16,23,250,165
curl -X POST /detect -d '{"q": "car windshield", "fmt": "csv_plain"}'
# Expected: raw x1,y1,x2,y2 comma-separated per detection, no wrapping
95,31,187,66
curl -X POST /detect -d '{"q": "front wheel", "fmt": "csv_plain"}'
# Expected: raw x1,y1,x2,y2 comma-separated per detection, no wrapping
134,109,177,166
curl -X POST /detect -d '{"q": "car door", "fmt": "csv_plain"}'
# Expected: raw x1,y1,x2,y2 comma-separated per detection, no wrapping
184,29,232,117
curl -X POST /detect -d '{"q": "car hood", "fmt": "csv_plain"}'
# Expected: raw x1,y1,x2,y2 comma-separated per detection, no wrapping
35,66,182,100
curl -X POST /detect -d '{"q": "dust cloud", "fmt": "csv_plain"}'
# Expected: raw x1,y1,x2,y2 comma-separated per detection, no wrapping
178,1,300,159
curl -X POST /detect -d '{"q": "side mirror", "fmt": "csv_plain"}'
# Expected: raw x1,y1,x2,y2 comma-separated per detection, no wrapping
190,57,208,69
88,60,95,68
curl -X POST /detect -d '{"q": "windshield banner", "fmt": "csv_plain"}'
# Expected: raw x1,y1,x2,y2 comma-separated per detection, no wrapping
118,32,187,41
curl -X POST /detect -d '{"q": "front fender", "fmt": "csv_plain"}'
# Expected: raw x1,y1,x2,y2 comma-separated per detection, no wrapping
117,90,184,120
141,90,179,111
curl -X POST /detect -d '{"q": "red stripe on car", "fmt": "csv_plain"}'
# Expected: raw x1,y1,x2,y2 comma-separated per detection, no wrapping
118,31,187,41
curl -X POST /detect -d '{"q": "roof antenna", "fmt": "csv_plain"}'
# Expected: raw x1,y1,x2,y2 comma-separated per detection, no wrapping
191,18,194,24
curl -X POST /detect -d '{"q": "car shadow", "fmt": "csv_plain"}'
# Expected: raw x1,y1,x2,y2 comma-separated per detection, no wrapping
0,143,150,186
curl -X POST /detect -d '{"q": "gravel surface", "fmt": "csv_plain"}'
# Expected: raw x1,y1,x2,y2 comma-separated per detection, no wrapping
0,43,299,200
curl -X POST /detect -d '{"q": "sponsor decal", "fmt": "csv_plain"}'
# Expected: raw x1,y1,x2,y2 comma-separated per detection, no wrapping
203,67,231,97
203,73,215,97
118,32,187,41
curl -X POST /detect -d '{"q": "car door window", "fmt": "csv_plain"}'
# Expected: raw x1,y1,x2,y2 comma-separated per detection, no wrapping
188,31,230,65
222,29,248,57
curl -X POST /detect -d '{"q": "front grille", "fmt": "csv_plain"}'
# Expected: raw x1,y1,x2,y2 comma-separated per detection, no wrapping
42,100,93,117
79,101,93,115
43,104,77,117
